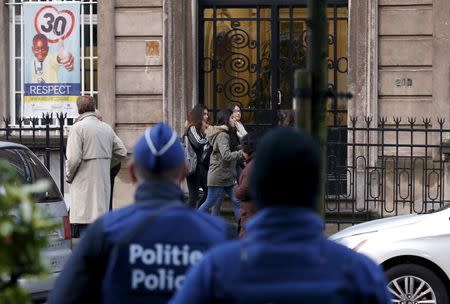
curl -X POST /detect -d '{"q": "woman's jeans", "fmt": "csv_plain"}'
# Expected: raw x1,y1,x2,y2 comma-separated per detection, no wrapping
198,185,240,220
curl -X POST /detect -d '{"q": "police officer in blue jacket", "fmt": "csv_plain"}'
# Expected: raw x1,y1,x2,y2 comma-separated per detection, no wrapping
170,127,392,304
48,123,233,304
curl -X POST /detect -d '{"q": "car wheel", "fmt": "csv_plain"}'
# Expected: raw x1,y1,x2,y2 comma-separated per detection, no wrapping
386,264,449,304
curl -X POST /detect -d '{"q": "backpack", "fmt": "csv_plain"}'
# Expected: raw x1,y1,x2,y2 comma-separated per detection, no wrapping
183,135,197,175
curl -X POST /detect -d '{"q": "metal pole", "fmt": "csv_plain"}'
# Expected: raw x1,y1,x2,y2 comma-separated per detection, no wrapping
293,69,312,133
308,0,329,215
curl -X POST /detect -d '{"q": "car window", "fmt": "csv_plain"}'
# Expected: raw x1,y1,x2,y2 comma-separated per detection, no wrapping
23,150,63,202
0,148,30,184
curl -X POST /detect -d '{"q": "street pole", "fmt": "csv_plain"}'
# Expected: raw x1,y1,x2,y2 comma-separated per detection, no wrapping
308,0,329,215
293,69,311,133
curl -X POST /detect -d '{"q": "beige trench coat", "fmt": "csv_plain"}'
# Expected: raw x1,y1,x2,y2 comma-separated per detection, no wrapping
65,112,127,224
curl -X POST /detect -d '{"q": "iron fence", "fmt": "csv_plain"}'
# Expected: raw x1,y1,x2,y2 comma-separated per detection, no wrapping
0,114,67,193
326,116,450,231
3,114,450,232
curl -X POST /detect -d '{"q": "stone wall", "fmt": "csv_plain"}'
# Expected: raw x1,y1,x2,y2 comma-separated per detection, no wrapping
378,0,435,120
377,0,450,123
111,0,164,207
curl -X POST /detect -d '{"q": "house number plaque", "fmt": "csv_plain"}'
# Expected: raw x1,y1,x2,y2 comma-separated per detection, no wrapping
394,78,413,87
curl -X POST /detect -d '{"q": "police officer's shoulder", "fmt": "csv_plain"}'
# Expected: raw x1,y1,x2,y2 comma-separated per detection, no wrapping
99,204,153,244
101,203,139,228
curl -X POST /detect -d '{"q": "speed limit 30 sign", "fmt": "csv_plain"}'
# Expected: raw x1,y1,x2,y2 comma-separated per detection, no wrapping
34,5,76,43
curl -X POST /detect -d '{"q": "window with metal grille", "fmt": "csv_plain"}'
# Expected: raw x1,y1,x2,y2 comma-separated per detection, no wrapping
7,0,97,126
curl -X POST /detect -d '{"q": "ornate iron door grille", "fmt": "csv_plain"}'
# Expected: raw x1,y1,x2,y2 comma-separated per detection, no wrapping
198,1,348,129
199,1,349,197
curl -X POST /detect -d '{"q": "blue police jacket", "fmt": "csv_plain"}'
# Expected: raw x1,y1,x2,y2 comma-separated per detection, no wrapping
48,181,232,304
170,207,392,304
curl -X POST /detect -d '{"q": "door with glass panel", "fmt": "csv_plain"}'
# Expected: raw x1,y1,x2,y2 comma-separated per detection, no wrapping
199,0,348,129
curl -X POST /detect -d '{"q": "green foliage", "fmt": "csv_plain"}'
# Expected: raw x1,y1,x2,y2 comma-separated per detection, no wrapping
0,160,59,303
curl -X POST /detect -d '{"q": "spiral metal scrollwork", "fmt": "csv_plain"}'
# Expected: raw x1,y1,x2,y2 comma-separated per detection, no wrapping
216,77,251,102
327,57,348,74
216,59,224,69
208,21,259,103
226,28,256,50
328,34,335,45
222,54,257,76
215,84,224,93
327,59,335,70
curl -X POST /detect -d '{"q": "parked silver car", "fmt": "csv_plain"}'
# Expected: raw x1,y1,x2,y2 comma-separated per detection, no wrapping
330,205,450,304
0,141,72,301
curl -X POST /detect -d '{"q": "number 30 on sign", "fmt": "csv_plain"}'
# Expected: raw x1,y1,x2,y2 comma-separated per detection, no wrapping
34,5,76,43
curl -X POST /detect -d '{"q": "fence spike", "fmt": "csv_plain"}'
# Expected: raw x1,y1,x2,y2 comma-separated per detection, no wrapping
3,116,11,126
393,117,401,125
407,117,416,125
31,117,39,127
422,117,431,127
56,112,67,125
41,112,54,125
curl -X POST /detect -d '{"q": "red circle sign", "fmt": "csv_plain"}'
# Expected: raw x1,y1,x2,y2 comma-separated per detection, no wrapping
34,5,75,43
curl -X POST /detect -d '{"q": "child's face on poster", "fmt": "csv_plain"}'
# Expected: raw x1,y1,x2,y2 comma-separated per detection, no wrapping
32,39,49,62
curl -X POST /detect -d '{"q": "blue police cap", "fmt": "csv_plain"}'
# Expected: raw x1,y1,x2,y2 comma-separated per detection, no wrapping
133,123,185,172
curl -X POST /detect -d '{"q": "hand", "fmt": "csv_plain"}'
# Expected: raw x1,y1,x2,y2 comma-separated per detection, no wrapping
57,41,74,71
59,52,74,71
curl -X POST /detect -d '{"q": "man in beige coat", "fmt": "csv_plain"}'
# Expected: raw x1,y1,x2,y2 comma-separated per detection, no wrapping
66,96,127,237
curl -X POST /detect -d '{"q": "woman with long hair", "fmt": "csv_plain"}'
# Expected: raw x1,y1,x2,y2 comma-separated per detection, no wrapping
198,108,243,221
185,104,210,208
227,103,246,185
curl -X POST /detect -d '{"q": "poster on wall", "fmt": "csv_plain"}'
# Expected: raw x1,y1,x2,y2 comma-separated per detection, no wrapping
23,2,80,118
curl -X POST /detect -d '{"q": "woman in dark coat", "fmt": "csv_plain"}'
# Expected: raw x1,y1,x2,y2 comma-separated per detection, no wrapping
185,104,210,208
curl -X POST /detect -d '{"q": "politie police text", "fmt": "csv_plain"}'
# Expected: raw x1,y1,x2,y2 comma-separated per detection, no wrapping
129,243,203,291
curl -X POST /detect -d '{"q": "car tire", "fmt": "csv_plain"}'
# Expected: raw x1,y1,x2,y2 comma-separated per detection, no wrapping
386,264,449,304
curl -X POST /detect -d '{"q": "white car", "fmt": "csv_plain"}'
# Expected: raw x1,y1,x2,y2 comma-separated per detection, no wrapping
330,205,450,304
0,141,72,302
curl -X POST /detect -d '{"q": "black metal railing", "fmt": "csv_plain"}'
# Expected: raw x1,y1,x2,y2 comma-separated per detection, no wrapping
326,116,450,231
3,114,450,232
1,114,67,193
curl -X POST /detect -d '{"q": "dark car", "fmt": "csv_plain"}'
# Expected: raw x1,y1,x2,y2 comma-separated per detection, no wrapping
0,141,72,301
